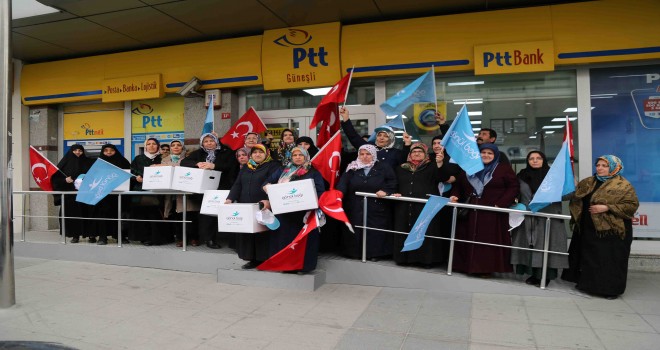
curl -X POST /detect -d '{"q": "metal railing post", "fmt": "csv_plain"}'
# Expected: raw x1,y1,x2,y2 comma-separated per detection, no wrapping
117,194,123,247
21,193,26,242
447,206,458,276
540,217,552,289
61,193,66,244
362,196,367,263
182,194,187,252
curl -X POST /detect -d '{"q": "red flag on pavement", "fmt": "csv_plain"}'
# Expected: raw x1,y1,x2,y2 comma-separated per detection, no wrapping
220,107,267,150
310,131,342,188
29,145,60,191
257,211,319,271
318,189,354,233
311,71,352,147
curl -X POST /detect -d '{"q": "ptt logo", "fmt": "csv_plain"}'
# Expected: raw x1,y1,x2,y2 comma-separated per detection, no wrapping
483,48,544,68
80,122,104,136
273,29,328,69
131,103,154,115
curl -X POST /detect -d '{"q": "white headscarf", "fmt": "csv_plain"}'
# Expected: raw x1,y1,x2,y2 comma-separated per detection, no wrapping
346,144,378,172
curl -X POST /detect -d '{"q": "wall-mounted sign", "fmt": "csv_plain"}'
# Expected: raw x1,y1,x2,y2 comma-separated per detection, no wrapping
261,22,341,90
102,74,164,102
474,41,555,75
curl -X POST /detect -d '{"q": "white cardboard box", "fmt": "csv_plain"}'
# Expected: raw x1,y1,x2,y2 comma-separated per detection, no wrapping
114,169,132,192
217,203,268,233
200,190,230,216
171,167,221,194
142,166,175,190
267,178,319,214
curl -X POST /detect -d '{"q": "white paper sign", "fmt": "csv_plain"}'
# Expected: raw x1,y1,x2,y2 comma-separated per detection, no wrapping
171,167,221,194
217,203,268,233
267,178,318,214
200,190,230,216
142,166,174,190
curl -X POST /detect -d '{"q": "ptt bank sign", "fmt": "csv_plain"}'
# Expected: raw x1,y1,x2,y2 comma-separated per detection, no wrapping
261,22,341,90
474,41,555,75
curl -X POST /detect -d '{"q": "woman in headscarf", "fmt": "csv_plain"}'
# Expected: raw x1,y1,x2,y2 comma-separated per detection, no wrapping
339,107,406,169
52,144,94,243
449,143,519,276
263,147,325,273
511,151,569,286
243,132,261,152
432,135,462,264
561,155,639,299
392,139,449,267
91,144,130,245
161,140,200,247
295,136,319,159
226,144,281,269
181,132,239,249
336,144,397,260
274,128,297,167
235,147,250,169
130,137,166,245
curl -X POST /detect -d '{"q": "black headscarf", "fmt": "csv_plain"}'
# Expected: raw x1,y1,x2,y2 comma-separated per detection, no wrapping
99,144,130,169
517,150,550,194
57,144,93,179
295,136,319,158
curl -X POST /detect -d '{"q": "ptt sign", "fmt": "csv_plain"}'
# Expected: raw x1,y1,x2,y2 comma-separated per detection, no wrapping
262,22,341,90
474,41,555,75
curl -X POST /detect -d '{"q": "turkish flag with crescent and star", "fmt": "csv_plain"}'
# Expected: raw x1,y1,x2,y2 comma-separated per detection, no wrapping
318,189,354,233
311,71,352,147
220,107,267,150
29,146,60,191
257,211,319,271
310,130,342,188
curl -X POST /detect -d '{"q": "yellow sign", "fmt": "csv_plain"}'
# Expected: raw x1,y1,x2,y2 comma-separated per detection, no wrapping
413,102,447,131
131,97,184,133
262,22,341,90
63,110,124,140
102,74,164,102
474,41,555,75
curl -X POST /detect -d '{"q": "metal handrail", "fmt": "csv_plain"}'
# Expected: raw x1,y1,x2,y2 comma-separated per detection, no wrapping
355,191,571,289
13,190,195,251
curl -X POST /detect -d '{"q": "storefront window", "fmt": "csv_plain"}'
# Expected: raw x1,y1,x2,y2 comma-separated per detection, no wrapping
246,82,375,110
385,71,577,172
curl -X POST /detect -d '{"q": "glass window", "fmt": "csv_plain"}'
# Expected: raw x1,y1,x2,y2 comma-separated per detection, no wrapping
385,71,577,173
246,82,375,111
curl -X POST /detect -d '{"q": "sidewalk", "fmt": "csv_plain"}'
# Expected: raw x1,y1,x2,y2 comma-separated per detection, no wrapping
2,257,660,349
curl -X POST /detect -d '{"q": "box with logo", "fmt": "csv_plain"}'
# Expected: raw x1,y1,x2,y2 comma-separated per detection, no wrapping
171,167,221,194
267,179,318,215
141,166,175,190
114,169,132,192
217,203,268,233
200,190,230,216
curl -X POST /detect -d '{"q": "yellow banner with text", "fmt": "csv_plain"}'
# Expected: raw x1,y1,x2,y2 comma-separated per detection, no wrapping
102,74,164,102
131,97,184,134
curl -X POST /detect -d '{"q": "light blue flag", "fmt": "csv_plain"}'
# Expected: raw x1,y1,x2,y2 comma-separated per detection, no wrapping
76,159,132,205
201,94,214,136
367,115,404,142
440,105,484,176
380,69,435,117
401,195,449,252
528,139,576,212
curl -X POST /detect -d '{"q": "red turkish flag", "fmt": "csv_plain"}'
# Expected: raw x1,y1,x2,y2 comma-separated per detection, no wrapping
220,107,267,150
311,72,352,147
562,116,575,170
311,131,342,188
318,189,354,233
29,146,59,191
257,211,319,272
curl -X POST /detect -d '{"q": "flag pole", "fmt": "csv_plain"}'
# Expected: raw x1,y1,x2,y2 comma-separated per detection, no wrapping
341,65,355,109
432,65,438,114
210,94,215,133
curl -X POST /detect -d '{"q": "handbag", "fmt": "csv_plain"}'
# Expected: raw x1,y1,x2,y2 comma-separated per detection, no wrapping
456,195,472,219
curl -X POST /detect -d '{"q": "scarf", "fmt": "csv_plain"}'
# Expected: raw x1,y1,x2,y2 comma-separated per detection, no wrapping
467,143,500,197
169,140,185,164
374,126,396,150
247,144,273,170
570,175,639,239
143,138,160,160
517,151,550,194
199,133,219,163
401,142,430,172
596,154,624,182
278,147,311,183
57,144,92,178
278,141,297,167
346,144,378,172
99,144,130,169
295,136,319,158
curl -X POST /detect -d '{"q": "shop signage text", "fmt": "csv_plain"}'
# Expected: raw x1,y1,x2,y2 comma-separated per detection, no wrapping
102,74,164,102
474,41,555,75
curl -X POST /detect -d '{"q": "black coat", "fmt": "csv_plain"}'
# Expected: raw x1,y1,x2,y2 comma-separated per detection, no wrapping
341,120,406,169
336,161,397,258
180,146,240,190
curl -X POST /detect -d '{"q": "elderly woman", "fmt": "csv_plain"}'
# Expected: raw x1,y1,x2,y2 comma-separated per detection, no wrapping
339,107,405,168
226,144,281,269
91,144,130,245
450,143,519,276
181,133,239,249
130,138,165,245
263,147,325,273
243,132,261,152
235,147,250,169
392,140,447,267
336,144,397,260
511,151,569,286
52,144,94,243
561,155,639,299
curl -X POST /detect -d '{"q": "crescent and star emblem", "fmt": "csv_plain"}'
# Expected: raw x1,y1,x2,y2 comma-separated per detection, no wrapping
328,151,341,170
31,163,48,183
231,121,254,138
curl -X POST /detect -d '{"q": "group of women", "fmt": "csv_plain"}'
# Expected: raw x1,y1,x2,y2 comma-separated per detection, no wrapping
52,107,639,298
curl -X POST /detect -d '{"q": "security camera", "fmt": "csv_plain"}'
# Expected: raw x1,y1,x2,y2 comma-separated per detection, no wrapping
177,77,202,97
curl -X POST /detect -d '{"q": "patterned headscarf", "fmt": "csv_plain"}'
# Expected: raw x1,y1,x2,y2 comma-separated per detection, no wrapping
596,155,624,182
169,140,185,164
346,144,378,172
278,129,297,167
199,133,219,163
247,144,273,170
278,147,311,183
401,142,430,172
374,126,396,150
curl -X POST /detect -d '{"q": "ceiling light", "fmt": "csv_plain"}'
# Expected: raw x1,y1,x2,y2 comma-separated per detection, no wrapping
385,115,408,119
545,131,555,134
563,107,595,113
303,87,331,96
472,128,481,131
447,81,484,87
542,125,564,129
529,136,537,139
467,111,482,116
525,102,532,105
551,117,577,122
11,0,60,19
470,121,482,125
453,99,483,105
